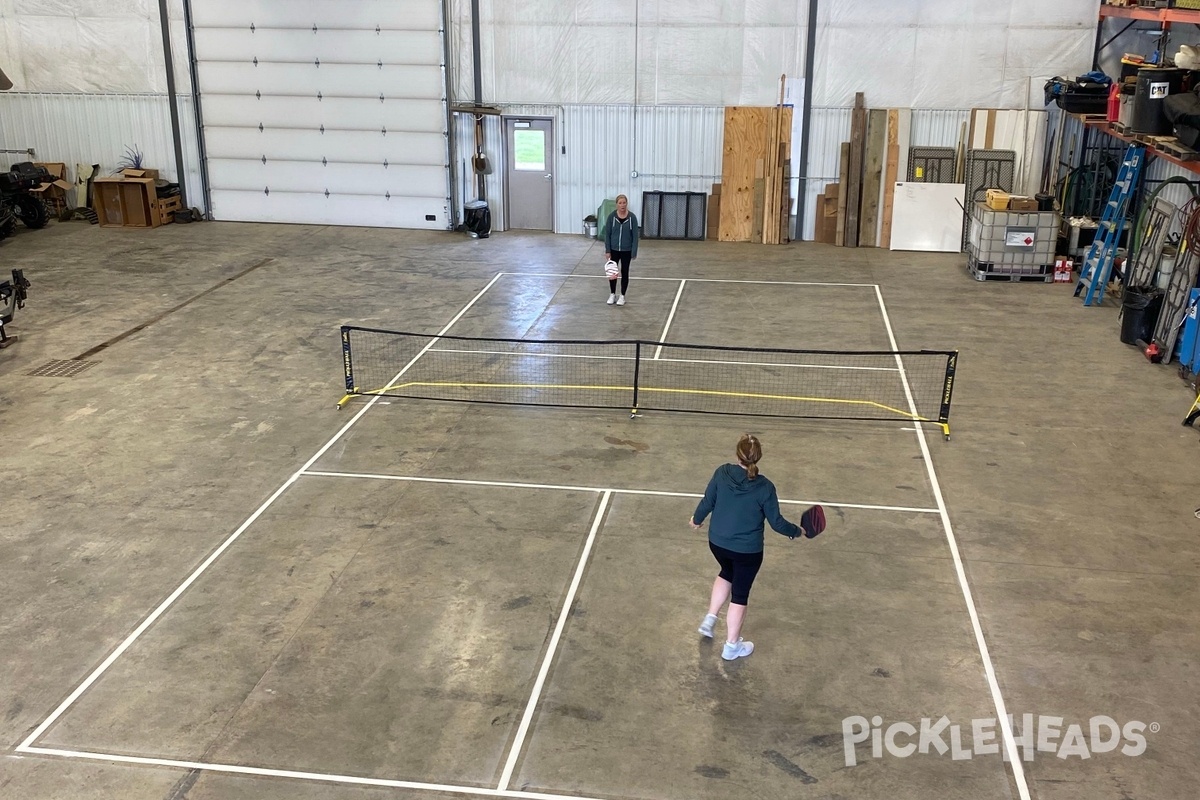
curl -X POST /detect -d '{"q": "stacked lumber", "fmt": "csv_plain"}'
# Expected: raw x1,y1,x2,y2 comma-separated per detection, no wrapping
816,93,912,248
716,83,794,244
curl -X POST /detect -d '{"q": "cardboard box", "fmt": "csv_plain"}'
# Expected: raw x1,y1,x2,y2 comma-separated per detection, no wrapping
1008,196,1039,212
93,176,160,228
35,162,67,181
985,189,1011,210
121,168,160,180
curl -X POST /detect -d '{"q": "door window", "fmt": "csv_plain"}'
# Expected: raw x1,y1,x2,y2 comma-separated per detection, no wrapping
513,129,546,171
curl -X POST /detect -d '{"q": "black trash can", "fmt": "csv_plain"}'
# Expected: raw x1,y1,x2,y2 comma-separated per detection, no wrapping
1120,286,1164,345
464,200,491,239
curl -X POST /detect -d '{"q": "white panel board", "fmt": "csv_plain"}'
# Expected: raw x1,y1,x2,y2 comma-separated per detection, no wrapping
207,159,446,196
192,28,442,64
191,0,441,30
196,63,443,99
204,128,445,165
889,182,967,253
200,95,444,132
210,190,448,228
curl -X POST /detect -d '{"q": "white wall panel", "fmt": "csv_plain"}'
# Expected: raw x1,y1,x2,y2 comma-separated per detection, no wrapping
0,91,175,180
452,104,723,236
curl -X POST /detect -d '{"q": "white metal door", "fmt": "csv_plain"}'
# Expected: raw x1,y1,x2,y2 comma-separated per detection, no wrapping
191,0,450,228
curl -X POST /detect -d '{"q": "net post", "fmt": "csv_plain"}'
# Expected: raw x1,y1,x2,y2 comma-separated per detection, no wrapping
340,326,357,406
938,350,958,441
631,341,641,416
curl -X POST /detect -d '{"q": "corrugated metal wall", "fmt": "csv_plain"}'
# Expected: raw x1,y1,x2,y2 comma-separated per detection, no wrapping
456,104,979,241
0,91,206,211
454,104,724,235
2,91,1006,241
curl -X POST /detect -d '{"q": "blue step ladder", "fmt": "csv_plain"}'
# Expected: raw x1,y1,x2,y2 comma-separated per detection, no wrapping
1075,144,1144,306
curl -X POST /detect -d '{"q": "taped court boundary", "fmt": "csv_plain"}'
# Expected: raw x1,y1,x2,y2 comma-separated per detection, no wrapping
15,746,610,800
498,272,880,288
299,470,942,515
17,270,1027,800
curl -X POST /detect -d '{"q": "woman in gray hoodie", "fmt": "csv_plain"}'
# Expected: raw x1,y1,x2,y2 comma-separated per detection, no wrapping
690,434,821,661
603,194,639,306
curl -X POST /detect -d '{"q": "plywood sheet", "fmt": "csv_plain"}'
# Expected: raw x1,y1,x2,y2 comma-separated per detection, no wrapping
720,106,771,242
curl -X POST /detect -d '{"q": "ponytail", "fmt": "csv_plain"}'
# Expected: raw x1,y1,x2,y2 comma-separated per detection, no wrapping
736,434,762,480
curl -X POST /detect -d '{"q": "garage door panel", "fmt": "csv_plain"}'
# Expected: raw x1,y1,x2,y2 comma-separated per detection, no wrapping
197,62,443,99
204,128,445,166
192,0,441,30
198,63,443,100
193,28,442,64
201,95,444,133
207,159,447,196
195,0,449,228
210,190,447,229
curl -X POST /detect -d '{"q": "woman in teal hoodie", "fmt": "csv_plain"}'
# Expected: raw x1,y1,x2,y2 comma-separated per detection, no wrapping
603,194,639,306
690,434,822,661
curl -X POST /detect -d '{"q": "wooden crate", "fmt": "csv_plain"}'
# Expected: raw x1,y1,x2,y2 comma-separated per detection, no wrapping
93,177,159,228
155,195,183,225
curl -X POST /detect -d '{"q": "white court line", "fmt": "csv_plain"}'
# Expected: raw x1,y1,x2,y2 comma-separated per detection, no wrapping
873,286,1031,800
425,347,900,373
15,272,507,754
654,279,687,359
497,491,611,791
17,746,608,800
300,470,941,514
499,272,875,288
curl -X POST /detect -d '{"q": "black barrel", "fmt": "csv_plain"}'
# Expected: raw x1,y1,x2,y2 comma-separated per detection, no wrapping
1120,287,1164,346
1132,68,1185,135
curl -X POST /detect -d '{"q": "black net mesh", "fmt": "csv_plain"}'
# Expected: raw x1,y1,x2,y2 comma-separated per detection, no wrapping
342,327,957,425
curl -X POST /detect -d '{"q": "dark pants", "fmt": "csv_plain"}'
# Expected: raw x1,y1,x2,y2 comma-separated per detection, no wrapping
608,251,632,295
709,542,764,605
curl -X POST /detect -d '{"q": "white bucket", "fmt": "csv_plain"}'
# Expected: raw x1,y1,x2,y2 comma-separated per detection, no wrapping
1158,251,1178,290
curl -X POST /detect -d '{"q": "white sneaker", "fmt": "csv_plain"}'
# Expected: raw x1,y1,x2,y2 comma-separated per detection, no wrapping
698,614,718,638
722,638,754,661
606,293,617,305
616,295,626,306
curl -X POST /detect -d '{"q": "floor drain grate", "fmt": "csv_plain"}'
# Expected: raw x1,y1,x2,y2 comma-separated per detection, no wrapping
28,359,100,378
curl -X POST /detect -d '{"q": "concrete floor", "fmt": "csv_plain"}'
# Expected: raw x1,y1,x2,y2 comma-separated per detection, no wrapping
0,217,1196,800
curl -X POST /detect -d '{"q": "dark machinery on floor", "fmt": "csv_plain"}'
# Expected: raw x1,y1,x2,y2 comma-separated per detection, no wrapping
0,162,52,239
0,268,30,348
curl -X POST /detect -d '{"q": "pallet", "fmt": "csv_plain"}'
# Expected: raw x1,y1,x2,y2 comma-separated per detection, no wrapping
968,263,1054,283
1154,137,1200,162
155,195,183,225
1136,0,1171,8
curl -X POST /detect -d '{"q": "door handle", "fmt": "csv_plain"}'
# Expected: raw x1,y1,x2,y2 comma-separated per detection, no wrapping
544,173,552,181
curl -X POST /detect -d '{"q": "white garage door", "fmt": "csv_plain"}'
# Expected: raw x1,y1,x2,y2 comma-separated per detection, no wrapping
191,0,450,228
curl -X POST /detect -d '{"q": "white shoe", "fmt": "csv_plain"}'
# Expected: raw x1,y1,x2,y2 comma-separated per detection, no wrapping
722,638,754,661
606,293,617,305
698,614,718,638
616,295,626,306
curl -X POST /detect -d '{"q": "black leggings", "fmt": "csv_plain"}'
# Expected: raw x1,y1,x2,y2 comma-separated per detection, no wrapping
608,251,632,295
709,542,764,605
